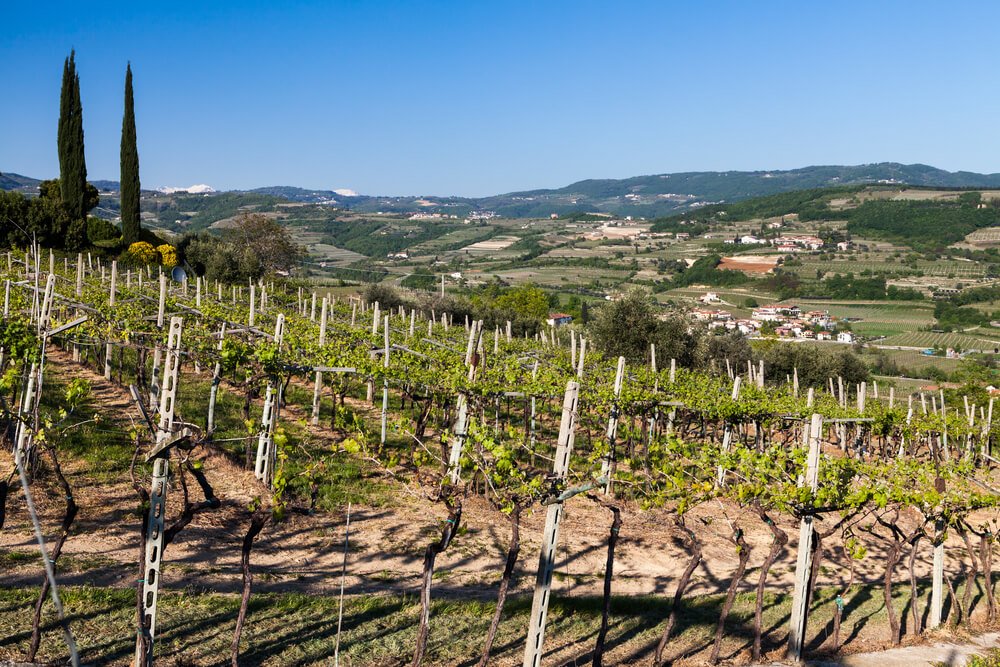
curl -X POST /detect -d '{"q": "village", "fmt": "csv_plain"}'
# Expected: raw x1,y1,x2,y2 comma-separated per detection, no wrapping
689,292,856,343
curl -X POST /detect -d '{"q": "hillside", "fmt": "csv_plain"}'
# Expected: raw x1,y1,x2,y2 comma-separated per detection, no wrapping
8,163,1000,219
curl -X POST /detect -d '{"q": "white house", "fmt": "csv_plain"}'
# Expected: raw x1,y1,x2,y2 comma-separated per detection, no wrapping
698,292,720,304
547,313,573,327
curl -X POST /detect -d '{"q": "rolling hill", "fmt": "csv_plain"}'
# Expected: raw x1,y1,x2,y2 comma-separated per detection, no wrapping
6,162,1000,219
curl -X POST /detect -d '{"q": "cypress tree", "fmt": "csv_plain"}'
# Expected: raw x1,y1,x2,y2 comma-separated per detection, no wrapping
57,51,88,222
120,63,141,245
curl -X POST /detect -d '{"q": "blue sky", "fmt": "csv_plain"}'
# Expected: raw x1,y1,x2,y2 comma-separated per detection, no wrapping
2,1,998,196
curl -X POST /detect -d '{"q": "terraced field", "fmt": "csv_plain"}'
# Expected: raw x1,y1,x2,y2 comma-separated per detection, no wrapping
495,265,633,289
879,330,1000,351
868,350,964,373
795,258,985,278
796,301,934,337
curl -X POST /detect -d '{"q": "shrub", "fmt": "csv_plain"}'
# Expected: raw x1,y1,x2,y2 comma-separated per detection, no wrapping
126,241,160,265
157,244,178,268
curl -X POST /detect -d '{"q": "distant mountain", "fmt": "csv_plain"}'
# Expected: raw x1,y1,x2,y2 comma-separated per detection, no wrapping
0,172,121,194
6,163,1000,218
0,172,41,192
471,163,1000,218
246,185,343,203
91,179,120,192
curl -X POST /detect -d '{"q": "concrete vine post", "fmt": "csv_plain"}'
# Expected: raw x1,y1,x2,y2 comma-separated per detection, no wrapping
787,413,823,662
380,315,390,448
447,320,481,484
207,323,227,434
311,297,329,426
135,316,184,667
717,376,742,486
600,356,626,495
254,314,286,486
522,380,580,667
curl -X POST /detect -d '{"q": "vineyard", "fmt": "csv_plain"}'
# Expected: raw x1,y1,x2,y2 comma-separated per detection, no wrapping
6,247,1000,666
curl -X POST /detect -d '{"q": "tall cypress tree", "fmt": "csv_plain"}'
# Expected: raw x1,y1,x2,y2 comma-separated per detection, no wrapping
120,63,141,245
57,51,88,223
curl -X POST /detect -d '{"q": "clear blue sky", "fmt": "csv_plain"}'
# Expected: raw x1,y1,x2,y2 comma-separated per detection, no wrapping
2,1,999,197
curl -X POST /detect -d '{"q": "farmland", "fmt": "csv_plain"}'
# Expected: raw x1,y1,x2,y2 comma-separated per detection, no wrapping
11,184,1000,667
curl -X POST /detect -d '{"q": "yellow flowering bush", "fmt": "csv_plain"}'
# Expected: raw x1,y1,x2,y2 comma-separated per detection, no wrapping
127,241,159,265
157,244,178,268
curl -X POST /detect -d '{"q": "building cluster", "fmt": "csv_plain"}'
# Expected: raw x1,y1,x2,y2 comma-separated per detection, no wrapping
723,234,824,251
409,212,459,220
688,298,853,343
466,210,499,221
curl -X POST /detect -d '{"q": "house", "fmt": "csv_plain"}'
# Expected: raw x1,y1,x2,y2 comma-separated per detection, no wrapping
698,292,720,304
675,232,690,240
837,331,854,344
774,235,824,251
817,331,832,341
547,313,573,327
752,306,783,322
836,241,851,251
775,304,802,318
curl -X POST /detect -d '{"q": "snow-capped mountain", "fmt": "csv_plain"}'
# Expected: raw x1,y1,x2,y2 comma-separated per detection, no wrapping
157,184,215,194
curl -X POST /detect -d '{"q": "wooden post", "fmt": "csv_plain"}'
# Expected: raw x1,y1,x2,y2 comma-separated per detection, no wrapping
787,413,823,662
523,381,580,667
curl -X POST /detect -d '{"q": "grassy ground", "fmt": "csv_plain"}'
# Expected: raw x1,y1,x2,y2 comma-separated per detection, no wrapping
3,576,992,667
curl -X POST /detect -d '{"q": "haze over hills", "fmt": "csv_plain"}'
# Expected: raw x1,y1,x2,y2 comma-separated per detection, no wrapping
5,162,1000,219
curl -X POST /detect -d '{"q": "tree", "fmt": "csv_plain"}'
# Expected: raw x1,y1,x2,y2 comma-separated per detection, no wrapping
589,289,700,367
57,51,93,223
494,284,549,321
120,63,141,245
222,213,304,280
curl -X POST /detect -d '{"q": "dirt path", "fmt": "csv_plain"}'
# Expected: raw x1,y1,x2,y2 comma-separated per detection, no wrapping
797,631,1000,666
